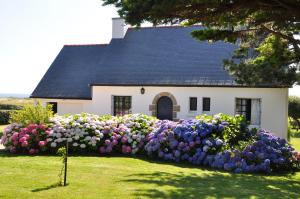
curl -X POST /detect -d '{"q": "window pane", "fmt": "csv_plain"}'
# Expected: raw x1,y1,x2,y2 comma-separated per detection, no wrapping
251,99,261,125
203,97,210,111
113,96,132,116
246,99,252,121
235,98,253,123
189,97,197,111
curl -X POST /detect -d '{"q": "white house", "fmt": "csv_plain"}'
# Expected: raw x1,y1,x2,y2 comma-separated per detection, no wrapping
31,18,288,138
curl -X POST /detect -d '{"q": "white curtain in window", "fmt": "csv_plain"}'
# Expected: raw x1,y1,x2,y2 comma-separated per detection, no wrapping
251,99,261,125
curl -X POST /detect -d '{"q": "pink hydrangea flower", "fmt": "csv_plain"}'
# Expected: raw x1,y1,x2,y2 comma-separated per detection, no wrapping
126,146,132,153
99,146,106,154
29,148,39,154
112,139,118,146
32,129,37,135
21,141,28,147
10,147,17,153
19,137,27,143
121,137,127,144
38,141,46,147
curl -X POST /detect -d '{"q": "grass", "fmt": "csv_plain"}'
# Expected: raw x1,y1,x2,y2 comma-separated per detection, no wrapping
291,128,300,151
0,152,299,199
0,97,33,106
291,137,300,151
0,124,8,137
0,124,7,132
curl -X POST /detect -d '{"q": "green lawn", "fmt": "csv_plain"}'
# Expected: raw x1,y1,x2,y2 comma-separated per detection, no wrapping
0,152,299,199
0,124,7,132
291,137,300,151
0,125,7,137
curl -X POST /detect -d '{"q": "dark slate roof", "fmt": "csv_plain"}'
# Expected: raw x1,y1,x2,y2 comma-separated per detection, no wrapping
31,45,107,99
30,26,277,100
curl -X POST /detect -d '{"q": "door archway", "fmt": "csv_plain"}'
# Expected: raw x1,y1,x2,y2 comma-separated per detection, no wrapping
149,92,180,120
157,96,173,120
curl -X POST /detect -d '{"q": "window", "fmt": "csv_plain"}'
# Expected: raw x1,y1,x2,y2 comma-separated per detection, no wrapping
113,96,132,116
235,98,261,125
202,97,210,112
189,97,197,111
47,102,57,114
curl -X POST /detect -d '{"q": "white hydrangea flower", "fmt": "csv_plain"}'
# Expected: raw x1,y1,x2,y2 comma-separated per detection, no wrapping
73,142,78,147
80,144,86,148
50,142,57,148
132,148,138,154
67,138,73,142
85,136,92,141
203,145,209,152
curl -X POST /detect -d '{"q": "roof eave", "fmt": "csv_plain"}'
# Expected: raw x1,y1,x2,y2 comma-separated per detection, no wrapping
30,96,92,100
89,83,290,88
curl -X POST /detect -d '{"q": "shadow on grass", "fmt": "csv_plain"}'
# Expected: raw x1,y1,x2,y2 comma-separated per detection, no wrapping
31,182,67,192
292,133,300,138
120,171,300,199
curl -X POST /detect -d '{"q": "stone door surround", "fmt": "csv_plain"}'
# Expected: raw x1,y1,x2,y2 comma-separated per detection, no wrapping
149,92,180,120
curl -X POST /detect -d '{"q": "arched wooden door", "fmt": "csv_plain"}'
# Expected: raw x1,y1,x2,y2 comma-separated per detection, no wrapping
157,96,173,120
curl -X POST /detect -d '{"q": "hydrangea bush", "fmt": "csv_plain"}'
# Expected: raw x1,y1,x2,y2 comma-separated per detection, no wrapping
1,113,299,174
1,123,50,154
48,113,157,155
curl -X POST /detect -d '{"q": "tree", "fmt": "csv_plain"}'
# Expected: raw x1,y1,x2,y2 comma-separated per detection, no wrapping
289,96,300,130
103,0,300,86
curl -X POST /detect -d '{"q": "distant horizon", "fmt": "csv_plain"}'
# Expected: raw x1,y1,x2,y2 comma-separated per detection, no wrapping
0,93,29,98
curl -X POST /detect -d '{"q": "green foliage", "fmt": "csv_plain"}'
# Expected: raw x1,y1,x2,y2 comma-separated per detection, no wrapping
289,96,300,130
103,0,300,86
98,114,114,121
10,101,53,125
0,104,22,110
224,35,299,86
0,111,11,125
0,104,23,125
196,113,256,150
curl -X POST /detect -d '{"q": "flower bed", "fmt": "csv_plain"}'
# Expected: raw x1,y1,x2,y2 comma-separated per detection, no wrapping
1,113,299,174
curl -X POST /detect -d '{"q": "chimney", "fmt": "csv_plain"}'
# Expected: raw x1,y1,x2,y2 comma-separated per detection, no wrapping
112,17,128,39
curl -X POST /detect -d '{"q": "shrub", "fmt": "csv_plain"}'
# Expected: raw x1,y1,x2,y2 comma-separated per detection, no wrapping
10,101,53,125
0,110,11,125
288,96,300,130
0,123,50,154
145,119,299,173
196,114,256,150
1,113,299,174
47,113,157,155
0,104,22,110
145,119,226,162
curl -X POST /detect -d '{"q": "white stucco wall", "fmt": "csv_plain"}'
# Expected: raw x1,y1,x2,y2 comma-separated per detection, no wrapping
40,86,288,138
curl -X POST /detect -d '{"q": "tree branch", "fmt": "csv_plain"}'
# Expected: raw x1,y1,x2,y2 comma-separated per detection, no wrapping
261,25,300,45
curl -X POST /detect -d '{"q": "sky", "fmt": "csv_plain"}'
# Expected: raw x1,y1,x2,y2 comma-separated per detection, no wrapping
0,0,299,97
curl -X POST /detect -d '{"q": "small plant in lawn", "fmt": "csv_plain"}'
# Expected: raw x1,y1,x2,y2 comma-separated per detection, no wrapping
57,145,68,186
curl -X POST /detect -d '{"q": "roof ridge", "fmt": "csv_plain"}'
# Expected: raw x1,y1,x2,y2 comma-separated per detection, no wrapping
128,24,202,30
64,44,108,46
